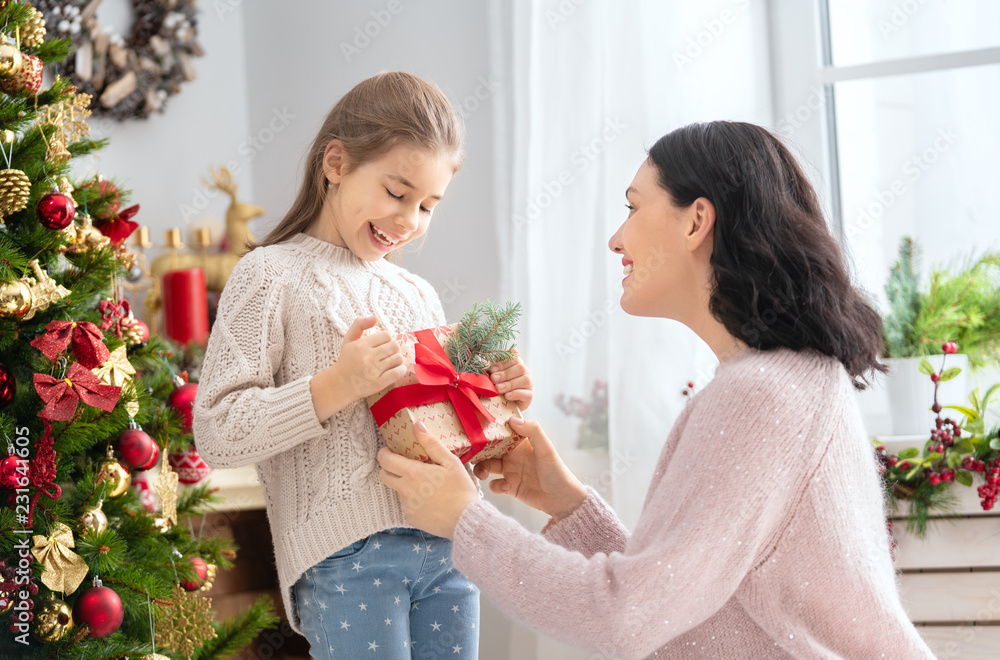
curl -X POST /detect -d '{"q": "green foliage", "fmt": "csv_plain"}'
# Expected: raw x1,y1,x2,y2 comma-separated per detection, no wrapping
883,236,922,359
883,236,1000,368
193,595,282,660
444,300,522,375
0,3,276,657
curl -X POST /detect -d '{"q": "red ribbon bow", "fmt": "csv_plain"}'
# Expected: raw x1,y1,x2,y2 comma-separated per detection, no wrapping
33,363,122,421
370,329,499,463
95,203,140,244
30,320,110,368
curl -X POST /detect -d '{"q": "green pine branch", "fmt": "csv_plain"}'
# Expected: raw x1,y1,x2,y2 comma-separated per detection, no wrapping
193,595,281,660
444,300,522,375
883,236,921,358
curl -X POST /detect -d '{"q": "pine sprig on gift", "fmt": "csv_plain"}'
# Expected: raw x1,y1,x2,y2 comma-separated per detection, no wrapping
444,300,522,375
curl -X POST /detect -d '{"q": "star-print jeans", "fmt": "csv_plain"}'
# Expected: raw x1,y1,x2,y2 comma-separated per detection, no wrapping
294,527,480,659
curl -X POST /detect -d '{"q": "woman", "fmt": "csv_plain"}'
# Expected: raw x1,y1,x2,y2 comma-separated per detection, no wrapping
377,122,935,659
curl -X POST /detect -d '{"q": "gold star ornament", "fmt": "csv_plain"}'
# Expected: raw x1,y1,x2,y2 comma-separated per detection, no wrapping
154,584,217,660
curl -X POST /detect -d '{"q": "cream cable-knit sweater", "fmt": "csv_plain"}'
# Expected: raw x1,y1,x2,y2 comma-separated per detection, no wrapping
452,347,936,659
192,232,446,633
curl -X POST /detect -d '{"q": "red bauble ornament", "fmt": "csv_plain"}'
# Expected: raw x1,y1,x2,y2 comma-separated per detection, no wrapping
72,583,123,638
0,454,23,490
138,443,161,471
167,382,198,431
36,192,76,230
0,363,14,408
182,557,209,591
115,428,159,470
167,447,211,485
0,53,43,95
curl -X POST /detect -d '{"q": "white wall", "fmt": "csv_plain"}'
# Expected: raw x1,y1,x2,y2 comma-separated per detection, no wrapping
75,0,253,293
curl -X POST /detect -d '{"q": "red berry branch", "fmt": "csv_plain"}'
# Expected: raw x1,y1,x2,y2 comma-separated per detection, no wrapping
876,341,1000,533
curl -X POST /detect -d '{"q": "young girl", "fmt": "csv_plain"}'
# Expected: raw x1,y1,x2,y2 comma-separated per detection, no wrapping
193,72,532,659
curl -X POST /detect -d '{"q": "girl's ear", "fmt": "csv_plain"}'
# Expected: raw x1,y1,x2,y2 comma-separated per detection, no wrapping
323,140,347,185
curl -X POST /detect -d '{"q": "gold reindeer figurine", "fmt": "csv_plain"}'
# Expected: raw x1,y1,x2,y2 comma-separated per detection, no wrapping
145,166,265,328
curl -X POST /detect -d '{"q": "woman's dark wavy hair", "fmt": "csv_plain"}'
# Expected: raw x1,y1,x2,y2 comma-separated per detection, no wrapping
647,121,887,389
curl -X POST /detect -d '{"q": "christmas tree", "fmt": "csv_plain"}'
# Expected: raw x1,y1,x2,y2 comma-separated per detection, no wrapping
0,3,275,658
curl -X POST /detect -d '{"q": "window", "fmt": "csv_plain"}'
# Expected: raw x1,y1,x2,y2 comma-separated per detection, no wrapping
771,0,1000,305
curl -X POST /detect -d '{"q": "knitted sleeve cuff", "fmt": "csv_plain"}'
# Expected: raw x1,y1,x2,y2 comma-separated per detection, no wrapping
540,488,630,557
264,374,328,446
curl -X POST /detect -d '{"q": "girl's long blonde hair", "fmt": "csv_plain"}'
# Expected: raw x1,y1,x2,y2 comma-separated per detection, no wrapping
251,71,465,250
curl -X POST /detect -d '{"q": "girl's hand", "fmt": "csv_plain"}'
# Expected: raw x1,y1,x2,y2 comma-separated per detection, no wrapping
311,316,406,421
474,417,587,521
377,421,480,539
488,351,533,410
338,316,407,399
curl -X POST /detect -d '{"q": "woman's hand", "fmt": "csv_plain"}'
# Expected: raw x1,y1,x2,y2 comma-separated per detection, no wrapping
474,417,588,522
377,421,480,539
488,351,533,410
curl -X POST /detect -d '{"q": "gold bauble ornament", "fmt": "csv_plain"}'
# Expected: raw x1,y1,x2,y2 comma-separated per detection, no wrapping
31,596,74,642
0,168,31,222
0,279,32,317
197,563,217,593
96,457,131,498
78,503,108,534
0,35,22,77
21,6,46,49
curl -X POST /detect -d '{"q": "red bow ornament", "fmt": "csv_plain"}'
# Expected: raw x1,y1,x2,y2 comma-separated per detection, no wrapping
33,363,122,421
95,203,140,244
368,326,523,464
30,320,110,368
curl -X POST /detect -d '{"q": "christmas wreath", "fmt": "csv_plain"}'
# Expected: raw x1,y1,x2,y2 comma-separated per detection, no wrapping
34,0,202,120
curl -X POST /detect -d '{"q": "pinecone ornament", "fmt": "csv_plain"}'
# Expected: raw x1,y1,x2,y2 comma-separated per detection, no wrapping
22,6,47,49
0,168,31,223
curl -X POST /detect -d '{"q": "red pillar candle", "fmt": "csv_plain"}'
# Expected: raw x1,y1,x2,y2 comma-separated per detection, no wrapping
161,268,209,345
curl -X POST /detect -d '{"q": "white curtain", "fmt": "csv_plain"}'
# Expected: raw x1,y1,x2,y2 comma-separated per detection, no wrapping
487,1,774,658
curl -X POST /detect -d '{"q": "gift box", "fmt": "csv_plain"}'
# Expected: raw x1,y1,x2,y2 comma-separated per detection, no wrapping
367,324,524,464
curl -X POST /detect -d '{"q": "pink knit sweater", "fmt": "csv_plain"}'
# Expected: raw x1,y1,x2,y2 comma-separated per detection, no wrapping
452,347,935,659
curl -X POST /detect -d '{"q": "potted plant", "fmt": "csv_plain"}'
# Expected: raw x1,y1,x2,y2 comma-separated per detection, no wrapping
880,237,1000,435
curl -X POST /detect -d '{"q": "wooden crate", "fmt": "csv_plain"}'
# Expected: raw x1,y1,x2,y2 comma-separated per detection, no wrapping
883,437,1000,659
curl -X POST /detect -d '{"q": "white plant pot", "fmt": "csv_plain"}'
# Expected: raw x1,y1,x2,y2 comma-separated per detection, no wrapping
884,355,969,436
